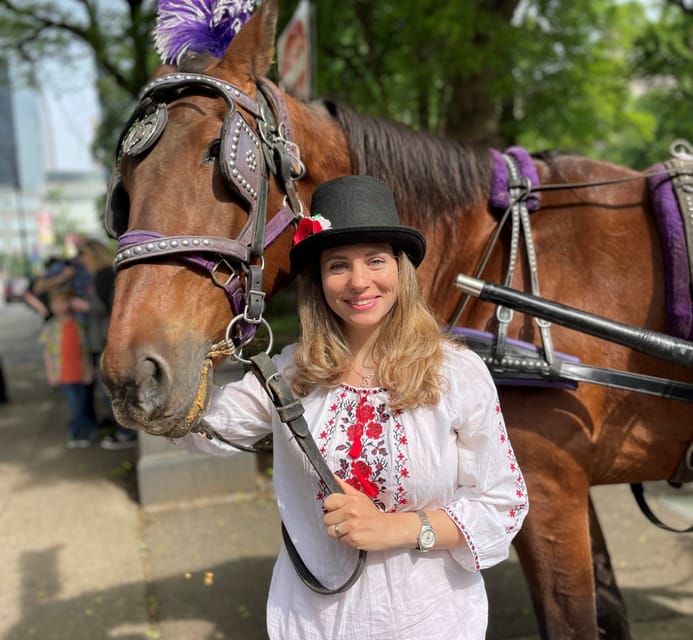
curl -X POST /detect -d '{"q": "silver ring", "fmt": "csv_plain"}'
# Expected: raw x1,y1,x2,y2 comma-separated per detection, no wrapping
334,523,345,539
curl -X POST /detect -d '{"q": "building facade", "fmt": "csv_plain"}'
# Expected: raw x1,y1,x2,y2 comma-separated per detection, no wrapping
0,60,105,273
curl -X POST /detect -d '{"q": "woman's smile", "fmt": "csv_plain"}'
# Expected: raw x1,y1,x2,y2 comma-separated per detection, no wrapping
320,243,399,339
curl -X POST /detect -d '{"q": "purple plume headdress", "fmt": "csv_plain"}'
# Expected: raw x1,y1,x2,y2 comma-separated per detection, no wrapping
155,0,259,65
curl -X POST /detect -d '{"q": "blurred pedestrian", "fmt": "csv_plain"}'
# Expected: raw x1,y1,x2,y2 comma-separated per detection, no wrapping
33,246,96,422
32,253,91,302
70,239,137,450
21,257,63,322
39,287,96,448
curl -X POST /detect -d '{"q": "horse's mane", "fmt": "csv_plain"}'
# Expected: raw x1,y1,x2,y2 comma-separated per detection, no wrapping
325,100,493,226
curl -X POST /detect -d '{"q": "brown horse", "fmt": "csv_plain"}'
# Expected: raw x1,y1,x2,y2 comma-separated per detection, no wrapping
100,2,693,637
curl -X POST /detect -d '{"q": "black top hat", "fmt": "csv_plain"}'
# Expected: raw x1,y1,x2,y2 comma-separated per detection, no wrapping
290,175,426,273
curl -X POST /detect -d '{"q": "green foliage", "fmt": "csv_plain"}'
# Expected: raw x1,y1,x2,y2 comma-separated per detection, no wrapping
628,1,693,165
0,0,689,170
0,0,158,167
280,0,689,166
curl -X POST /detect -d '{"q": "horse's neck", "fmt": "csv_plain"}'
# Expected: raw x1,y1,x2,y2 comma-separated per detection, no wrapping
288,101,352,195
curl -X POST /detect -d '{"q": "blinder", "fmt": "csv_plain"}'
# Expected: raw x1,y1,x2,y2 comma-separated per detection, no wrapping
104,173,130,239
105,75,266,242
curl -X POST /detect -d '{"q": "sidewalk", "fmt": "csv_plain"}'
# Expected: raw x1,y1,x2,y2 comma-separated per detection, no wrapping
1,304,692,639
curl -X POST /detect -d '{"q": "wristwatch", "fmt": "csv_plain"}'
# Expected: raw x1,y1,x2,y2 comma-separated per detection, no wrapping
416,510,436,552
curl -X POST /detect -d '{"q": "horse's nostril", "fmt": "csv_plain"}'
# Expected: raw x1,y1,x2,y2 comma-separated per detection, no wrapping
135,355,171,413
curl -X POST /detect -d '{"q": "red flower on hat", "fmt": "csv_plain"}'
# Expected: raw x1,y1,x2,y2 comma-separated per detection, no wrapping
292,214,332,246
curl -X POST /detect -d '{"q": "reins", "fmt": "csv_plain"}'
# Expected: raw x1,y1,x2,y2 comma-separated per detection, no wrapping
528,165,676,193
193,351,368,594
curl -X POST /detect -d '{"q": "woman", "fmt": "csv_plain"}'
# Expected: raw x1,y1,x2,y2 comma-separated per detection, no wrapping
71,239,137,450
179,176,528,639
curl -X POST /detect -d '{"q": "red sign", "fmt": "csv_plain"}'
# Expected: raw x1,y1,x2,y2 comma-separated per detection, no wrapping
277,0,312,101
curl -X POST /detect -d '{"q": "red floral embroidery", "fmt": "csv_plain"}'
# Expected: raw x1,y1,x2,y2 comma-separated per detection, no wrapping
495,397,528,532
351,460,379,498
366,422,382,439
316,386,410,512
348,423,364,458
356,402,375,423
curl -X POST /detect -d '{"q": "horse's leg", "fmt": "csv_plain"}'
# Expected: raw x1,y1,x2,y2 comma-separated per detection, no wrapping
513,470,598,639
589,496,631,639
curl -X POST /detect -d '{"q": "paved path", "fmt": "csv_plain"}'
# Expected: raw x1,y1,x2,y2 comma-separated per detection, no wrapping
1,303,691,639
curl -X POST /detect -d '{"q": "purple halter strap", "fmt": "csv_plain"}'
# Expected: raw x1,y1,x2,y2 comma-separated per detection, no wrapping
116,205,298,343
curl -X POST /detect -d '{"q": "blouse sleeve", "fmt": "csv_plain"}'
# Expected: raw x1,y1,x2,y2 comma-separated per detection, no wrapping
178,345,297,456
441,349,528,573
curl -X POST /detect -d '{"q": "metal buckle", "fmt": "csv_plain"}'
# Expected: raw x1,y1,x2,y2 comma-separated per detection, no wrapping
496,306,514,324
211,258,237,288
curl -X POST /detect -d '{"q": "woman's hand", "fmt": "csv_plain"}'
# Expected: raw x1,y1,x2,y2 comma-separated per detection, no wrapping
323,476,418,551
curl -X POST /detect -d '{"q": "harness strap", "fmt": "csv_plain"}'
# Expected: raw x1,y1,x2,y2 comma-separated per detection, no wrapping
256,77,305,215
115,231,251,267
248,352,367,595
630,483,693,532
557,360,693,402
493,154,556,369
137,72,262,117
494,155,523,360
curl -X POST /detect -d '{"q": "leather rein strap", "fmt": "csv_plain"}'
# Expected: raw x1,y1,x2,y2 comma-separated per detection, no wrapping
630,482,693,533
248,353,367,595
194,356,368,595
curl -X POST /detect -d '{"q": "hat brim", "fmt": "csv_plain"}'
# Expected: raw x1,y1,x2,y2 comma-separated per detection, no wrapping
290,226,426,273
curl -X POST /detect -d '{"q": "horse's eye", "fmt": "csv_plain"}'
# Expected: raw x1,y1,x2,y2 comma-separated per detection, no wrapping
203,139,221,164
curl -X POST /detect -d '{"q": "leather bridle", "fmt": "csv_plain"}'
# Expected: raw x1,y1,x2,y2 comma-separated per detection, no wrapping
105,71,305,346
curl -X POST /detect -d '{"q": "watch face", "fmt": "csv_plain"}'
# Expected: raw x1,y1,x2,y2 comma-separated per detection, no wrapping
420,529,436,549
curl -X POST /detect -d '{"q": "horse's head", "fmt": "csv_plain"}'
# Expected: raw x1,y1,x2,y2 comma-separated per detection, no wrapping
101,0,350,436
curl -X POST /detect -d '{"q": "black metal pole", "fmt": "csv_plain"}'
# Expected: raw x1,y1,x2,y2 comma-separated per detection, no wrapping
455,274,693,369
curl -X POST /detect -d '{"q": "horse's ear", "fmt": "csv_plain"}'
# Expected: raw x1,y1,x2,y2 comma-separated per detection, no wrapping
218,0,278,86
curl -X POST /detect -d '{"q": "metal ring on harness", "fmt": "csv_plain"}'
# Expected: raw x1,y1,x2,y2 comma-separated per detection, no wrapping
670,139,693,161
224,315,274,364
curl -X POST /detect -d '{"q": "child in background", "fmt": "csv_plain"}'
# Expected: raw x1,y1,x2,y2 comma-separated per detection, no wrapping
39,287,96,448
71,239,137,450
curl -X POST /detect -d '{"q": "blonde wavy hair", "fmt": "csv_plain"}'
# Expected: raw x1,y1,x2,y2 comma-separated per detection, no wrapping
78,239,115,273
291,252,454,411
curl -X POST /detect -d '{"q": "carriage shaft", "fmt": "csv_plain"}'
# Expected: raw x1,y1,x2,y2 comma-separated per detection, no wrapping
455,274,693,369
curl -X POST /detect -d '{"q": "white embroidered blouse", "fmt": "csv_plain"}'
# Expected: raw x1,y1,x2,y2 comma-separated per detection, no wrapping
180,342,528,640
